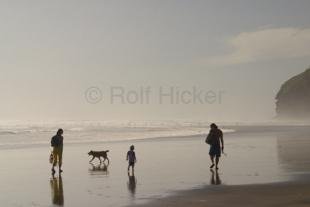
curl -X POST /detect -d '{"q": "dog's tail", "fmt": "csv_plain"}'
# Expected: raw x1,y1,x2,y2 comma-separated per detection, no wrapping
105,150,109,153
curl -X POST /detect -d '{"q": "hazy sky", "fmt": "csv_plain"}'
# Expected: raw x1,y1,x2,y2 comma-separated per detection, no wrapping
1,0,310,122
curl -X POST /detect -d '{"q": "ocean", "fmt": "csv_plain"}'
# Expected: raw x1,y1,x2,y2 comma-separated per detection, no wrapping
0,120,235,149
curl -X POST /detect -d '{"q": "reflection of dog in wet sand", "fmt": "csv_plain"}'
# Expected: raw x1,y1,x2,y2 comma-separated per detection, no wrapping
89,163,109,176
88,150,110,164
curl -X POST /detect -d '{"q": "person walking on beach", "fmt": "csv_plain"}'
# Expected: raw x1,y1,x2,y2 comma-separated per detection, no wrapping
206,123,224,170
51,129,64,174
126,145,136,172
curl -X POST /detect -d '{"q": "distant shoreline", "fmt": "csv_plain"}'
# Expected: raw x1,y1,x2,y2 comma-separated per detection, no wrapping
1,124,309,150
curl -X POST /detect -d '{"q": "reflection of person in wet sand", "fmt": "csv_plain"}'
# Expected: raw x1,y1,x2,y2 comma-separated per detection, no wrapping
50,174,64,206
88,162,109,176
127,172,137,197
210,169,221,185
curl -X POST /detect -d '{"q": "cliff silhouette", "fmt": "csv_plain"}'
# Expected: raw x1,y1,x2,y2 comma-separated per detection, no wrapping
276,67,310,120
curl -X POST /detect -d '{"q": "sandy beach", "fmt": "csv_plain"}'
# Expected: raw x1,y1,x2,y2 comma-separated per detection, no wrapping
0,125,309,206
3,1,310,206
130,181,310,207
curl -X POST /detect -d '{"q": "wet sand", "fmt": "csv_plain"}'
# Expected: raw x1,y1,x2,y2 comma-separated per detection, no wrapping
129,125,310,207
0,125,309,206
130,181,310,207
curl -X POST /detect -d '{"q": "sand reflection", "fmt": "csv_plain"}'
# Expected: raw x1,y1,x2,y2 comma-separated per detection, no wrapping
276,127,310,174
88,163,109,176
127,172,137,197
210,169,222,185
50,174,64,206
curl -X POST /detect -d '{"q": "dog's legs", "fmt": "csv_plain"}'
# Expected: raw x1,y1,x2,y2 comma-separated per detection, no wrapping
98,157,102,163
106,157,110,165
102,158,106,164
89,156,95,163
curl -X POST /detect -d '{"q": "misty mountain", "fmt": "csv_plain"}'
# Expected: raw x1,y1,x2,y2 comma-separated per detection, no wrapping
276,67,310,120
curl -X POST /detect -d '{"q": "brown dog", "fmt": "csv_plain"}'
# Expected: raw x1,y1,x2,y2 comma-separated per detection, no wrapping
88,150,110,164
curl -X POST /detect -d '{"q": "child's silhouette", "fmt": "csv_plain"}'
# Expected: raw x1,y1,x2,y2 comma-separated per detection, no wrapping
126,145,136,172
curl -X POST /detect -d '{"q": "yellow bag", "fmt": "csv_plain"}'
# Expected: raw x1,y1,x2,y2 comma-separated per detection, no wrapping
49,152,54,164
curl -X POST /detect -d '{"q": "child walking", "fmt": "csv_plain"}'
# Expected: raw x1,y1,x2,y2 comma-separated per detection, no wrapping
126,145,136,172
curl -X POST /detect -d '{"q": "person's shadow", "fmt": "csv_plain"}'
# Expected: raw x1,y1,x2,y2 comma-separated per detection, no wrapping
127,172,137,197
50,174,64,206
89,162,109,176
210,169,222,185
